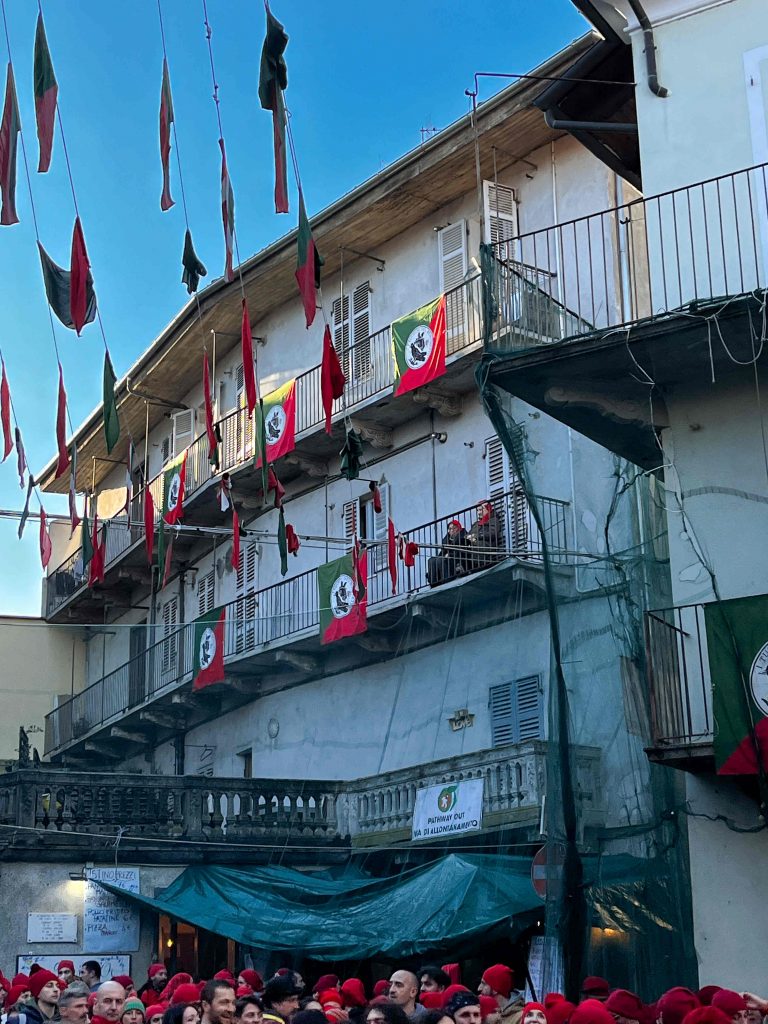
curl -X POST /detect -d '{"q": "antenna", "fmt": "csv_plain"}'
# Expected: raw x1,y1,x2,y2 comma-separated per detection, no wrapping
419,125,438,144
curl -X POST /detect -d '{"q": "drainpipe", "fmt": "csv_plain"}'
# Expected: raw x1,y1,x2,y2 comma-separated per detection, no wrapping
626,0,669,98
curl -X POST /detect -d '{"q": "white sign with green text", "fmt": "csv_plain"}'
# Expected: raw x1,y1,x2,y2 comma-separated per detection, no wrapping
412,778,484,841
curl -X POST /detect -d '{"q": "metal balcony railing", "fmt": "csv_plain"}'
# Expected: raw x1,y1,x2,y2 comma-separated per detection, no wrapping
645,602,713,749
44,486,569,755
45,274,486,618
486,162,768,351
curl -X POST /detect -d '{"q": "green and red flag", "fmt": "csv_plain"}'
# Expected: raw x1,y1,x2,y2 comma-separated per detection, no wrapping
391,294,447,396
219,137,235,282
70,217,92,336
318,548,367,645
192,606,226,690
103,350,120,454
33,12,57,174
241,298,257,416
38,237,97,332
0,62,20,225
81,494,93,570
159,57,175,211
295,189,322,328
55,361,69,479
258,5,289,214
707,593,768,774
162,449,187,525
254,379,296,467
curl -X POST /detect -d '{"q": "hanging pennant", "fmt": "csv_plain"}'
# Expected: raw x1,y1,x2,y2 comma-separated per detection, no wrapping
15,426,26,487
258,6,289,214
68,442,80,536
88,513,105,587
103,350,120,454
38,239,97,331
388,518,397,595
0,63,21,226
241,299,257,417
18,473,34,538
123,438,135,530
278,506,288,577
219,138,235,282
70,217,93,336
159,57,175,211
54,363,69,479
321,325,345,434
144,486,155,565
286,523,300,557
203,350,218,463
81,494,93,573
39,505,52,569
0,357,12,461
33,12,57,174
369,480,382,514
295,189,322,328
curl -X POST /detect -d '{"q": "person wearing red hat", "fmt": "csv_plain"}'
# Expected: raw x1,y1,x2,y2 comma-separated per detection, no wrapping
682,1009,732,1024
442,970,462,989
139,968,168,1008
114,980,136,998
711,993,748,1024
318,991,346,1024
571,1001,615,1024
144,1006,166,1024
546,998,565,1011
58,963,77,987
549,1001,576,1024
313,981,340,1002
478,967,522,1024
581,981,611,1004
658,990,701,1024
373,984,390,1000
606,991,645,1024
522,1003,547,1024
238,975,264,997
340,981,366,1011
697,993,722,1010
24,969,61,1024
172,985,204,1007
419,971,451,997
5,983,34,1015
390,972,427,1024
420,995,445,1012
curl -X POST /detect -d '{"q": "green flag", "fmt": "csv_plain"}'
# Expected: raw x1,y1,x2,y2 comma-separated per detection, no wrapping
391,294,447,396
318,549,367,645
103,351,120,454
81,495,93,571
706,593,768,774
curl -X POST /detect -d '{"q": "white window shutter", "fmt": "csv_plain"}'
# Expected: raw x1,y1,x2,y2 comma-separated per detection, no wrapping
161,435,172,467
172,409,195,456
161,596,178,673
235,543,258,654
332,294,351,382
485,435,510,501
438,220,468,294
352,282,372,381
197,569,215,616
343,499,358,541
483,181,518,255
371,481,390,572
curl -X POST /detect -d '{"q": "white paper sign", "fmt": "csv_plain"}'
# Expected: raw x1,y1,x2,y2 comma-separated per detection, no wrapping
412,778,484,840
83,868,140,953
16,955,130,979
27,914,78,943
525,936,564,1002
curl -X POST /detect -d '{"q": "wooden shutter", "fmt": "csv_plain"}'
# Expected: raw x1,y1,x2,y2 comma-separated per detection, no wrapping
234,362,254,460
370,481,390,572
161,596,178,673
197,569,215,616
489,677,541,746
172,409,195,456
332,294,351,383
486,434,532,556
161,435,172,467
352,282,372,382
489,682,515,746
235,542,258,654
438,220,468,352
483,181,518,255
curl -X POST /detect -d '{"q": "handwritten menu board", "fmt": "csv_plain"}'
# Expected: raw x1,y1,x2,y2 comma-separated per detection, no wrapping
16,955,130,978
27,914,78,943
83,868,140,953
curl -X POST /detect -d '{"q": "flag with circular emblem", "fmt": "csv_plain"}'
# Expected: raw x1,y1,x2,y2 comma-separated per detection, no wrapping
318,549,367,645
162,449,187,525
192,605,226,690
254,379,296,468
391,294,446,396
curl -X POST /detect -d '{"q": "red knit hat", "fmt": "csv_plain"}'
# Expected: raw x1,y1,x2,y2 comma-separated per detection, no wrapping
571,1000,616,1024
712,993,747,1017
523,1004,548,1024
171,984,203,1006
29,970,59,1000
549,1001,577,1024
239,971,263,992
57,962,76,974
480,997,499,1021
373,981,390,998
341,980,367,1009
442,966,462,986
145,1007,167,1020
319,991,343,1007
113,977,134,990
148,966,166,980
546,996,566,1010
606,991,645,1020
481,967,514,1000
421,994,445,1011
582,979,610,998
315,976,340,994
658,989,701,1024
214,971,236,985
683,1010,733,1024
442,986,472,1008
698,991,722,1009
12,975,29,987
6,985,31,1009
237,987,254,998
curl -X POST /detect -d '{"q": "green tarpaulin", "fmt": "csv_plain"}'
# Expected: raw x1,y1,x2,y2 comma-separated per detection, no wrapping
100,853,644,961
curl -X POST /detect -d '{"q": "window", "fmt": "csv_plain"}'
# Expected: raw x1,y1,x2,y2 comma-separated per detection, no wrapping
172,408,195,456
234,542,258,654
233,362,255,461
489,676,542,746
438,221,468,351
485,434,532,557
161,596,178,674
483,180,518,257
342,482,390,573
160,435,172,467
197,569,215,616
332,281,372,388
238,748,253,779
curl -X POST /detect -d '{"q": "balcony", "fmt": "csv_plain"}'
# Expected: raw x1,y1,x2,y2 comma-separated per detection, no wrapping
44,486,570,761
644,602,714,770
481,163,768,468
45,274,486,623
0,741,602,861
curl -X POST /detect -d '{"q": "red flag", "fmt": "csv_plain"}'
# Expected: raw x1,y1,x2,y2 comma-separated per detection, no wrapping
203,350,217,461
0,357,12,461
0,63,20,226
54,362,69,479
88,514,105,586
321,325,345,434
286,523,300,556
241,299,257,417
39,505,51,569
33,12,57,174
68,442,80,535
159,57,175,211
231,507,240,572
220,138,235,282
388,518,397,595
370,482,382,514
144,486,154,565
70,217,91,336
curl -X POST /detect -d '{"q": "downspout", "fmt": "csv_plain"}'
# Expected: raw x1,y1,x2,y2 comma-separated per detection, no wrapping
626,0,669,98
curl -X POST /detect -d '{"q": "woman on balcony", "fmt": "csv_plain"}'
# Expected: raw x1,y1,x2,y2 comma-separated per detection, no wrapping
464,501,501,571
427,520,468,587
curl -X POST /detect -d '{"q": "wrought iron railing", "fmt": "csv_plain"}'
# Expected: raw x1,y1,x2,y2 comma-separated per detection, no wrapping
45,274,486,618
486,162,768,351
44,486,569,755
645,602,713,748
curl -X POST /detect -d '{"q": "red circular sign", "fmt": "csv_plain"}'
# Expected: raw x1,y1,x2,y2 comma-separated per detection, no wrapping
531,842,566,900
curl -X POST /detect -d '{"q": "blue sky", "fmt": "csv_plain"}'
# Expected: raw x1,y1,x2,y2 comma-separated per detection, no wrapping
0,0,587,616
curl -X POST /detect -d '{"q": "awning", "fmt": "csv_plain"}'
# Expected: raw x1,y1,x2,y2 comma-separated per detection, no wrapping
101,854,542,960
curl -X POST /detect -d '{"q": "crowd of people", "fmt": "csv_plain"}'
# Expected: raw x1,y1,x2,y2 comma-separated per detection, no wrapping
1,960,768,1024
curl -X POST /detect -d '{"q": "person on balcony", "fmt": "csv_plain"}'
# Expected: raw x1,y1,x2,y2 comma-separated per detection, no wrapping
464,503,501,572
427,521,468,586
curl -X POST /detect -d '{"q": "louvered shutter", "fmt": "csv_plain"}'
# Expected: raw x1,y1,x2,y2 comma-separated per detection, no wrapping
332,294,351,383
371,482,390,572
343,499,358,541
352,282,372,383
438,220,468,353
483,181,518,257
198,569,215,616
515,675,542,739
489,682,514,746
172,409,195,456
161,435,172,467
161,596,178,673
234,362,254,460
486,434,533,557
235,542,258,654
